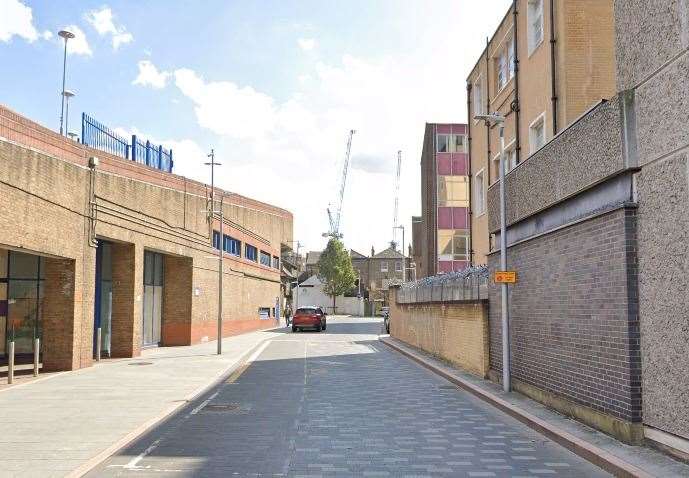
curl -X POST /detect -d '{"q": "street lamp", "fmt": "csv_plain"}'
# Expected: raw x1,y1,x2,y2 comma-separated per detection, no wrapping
393,225,406,283
475,112,511,393
62,90,75,138
58,29,75,136
204,149,223,355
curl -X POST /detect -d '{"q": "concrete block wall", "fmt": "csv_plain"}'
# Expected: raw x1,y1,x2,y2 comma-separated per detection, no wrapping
614,0,689,442
389,294,489,378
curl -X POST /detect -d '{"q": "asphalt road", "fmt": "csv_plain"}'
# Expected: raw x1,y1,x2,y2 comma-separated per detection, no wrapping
87,317,608,477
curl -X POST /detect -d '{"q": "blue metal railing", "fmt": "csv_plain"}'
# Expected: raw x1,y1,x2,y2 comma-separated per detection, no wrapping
81,113,173,173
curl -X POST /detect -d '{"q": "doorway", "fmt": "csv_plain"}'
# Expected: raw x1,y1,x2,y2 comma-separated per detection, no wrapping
143,251,163,346
94,241,113,357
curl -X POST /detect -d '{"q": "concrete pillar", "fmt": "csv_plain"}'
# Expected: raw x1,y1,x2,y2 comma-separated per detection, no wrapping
110,242,142,358
161,255,193,346
42,258,77,371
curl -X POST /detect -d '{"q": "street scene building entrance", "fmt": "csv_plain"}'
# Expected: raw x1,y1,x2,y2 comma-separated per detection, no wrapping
142,250,163,347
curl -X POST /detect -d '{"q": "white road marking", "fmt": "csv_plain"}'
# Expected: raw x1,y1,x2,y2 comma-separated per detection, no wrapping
189,391,219,416
122,437,162,470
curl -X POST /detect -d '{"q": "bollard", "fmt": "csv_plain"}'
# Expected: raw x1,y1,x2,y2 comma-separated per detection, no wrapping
33,337,40,377
8,340,14,384
96,327,102,362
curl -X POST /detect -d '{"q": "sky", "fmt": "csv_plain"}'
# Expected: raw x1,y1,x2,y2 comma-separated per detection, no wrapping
0,0,512,254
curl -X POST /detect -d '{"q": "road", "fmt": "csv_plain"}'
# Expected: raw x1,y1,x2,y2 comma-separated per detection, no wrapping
88,317,608,477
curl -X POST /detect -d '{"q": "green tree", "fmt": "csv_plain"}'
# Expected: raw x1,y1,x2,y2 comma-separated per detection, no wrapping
317,238,357,313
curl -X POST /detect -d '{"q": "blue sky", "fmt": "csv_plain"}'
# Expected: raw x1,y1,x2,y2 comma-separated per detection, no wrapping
0,0,511,253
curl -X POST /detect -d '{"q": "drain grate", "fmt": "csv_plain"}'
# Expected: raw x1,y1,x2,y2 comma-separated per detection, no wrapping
203,403,241,412
128,361,153,366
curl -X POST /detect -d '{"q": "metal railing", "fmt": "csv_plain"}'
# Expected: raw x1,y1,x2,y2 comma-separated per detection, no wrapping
81,113,174,173
396,266,489,304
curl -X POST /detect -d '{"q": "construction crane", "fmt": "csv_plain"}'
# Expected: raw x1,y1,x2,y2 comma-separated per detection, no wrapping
324,129,355,240
391,150,402,250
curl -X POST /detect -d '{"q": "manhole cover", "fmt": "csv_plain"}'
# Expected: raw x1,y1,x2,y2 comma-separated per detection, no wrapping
128,361,153,366
203,403,241,412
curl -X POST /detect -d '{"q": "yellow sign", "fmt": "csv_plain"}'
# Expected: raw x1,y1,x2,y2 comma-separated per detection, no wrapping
494,271,517,284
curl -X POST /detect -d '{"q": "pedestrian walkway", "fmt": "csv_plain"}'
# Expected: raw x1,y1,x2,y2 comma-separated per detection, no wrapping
381,336,689,478
0,325,285,478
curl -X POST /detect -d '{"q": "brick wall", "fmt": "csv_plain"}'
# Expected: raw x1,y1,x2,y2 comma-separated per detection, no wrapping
487,207,642,437
389,293,489,378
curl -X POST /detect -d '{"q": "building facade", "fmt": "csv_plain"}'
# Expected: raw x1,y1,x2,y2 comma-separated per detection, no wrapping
419,123,470,278
0,104,292,371
467,0,617,265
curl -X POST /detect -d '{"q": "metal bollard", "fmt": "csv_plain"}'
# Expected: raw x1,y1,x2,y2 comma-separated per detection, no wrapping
96,327,102,362
33,338,40,377
8,340,14,384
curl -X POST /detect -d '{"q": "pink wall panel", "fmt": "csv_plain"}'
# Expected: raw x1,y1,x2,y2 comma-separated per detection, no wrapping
437,155,452,175
438,207,453,229
452,207,468,229
438,261,453,273
452,124,467,135
436,124,452,134
453,260,469,272
451,153,468,175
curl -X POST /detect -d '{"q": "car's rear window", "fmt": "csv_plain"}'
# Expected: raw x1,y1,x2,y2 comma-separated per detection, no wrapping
296,307,318,314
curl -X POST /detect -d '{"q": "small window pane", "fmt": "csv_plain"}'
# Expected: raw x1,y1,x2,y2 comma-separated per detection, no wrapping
438,231,453,257
9,252,39,280
436,134,450,153
451,135,465,153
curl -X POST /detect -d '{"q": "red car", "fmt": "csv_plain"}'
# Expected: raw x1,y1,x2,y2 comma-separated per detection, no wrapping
292,306,327,332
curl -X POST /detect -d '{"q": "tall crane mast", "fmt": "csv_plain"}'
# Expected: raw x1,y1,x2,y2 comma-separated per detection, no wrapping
391,150,402,249
324,129,355,240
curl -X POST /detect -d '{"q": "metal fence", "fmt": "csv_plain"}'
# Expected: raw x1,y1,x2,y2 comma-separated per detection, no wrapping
396,266,489,304
81,113,173,173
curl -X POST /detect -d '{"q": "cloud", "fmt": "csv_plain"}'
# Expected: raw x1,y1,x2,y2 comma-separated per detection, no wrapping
297,38,316,51
0,0,39,42
63,25,92,56
133,60,170,89
41,30,52,40
85,6,133,50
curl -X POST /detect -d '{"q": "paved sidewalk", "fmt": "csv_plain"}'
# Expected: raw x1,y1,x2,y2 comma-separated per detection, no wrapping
381,336,689,478
0,325,286,478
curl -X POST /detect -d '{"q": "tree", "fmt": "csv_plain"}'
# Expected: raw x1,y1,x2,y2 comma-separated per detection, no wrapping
317,238,357,314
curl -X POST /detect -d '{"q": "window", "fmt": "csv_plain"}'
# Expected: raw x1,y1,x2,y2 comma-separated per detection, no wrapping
395,261,402,272
492,144,518,180
272,256,280,269
223,235,241,256
529,113,546,153
528,0,544,55
438,231,470,261
260,251,271,267
380,262,388,272
473,77,484,117
451,134,466,153
495,36,515,92
438,176,469,207
474,169,486,216
212,230,221,249
258,307,271,319
453,234,469,260
436,134,450,153
245,244,258,262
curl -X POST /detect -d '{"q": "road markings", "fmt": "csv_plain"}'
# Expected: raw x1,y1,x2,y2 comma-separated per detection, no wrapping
189,391,219,416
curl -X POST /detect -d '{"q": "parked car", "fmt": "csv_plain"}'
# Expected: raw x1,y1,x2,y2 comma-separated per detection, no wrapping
382,307,390,333
292,306,327,332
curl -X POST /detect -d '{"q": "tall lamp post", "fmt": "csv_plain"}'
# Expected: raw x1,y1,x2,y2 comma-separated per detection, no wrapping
63,90,75,138
204,149,223,355
393,225,406,283
475,112,511,393
58,29,75,136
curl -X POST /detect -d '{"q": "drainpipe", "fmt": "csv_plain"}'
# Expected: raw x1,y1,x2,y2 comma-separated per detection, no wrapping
512,0,522,164
549,0,558,135
467,82,474,267
485,37,492,183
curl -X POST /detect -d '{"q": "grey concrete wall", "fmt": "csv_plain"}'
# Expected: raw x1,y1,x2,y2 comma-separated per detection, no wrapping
487,97,625,233
615,0,689,440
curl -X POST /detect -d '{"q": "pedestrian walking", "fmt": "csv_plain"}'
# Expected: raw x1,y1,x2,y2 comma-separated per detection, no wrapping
285,305,292,327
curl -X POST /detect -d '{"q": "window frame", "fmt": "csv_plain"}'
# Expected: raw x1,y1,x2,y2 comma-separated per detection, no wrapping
436,134,450,153
473,168,486,217
212,230,221,250
529,112,547,154
259,250,271,267
473,75,484,121
222,235,241,257
528,0,544,56
245,244,258,262
395,261,402,272
380,261,388,273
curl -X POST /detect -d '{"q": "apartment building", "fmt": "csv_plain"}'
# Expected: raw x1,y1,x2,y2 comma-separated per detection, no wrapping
0,104,292,371
418,123,470,278
467,0,616,264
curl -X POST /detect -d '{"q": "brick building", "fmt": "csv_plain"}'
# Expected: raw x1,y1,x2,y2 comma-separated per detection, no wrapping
467,0,617,265
417,123,470,278
0,105,292,371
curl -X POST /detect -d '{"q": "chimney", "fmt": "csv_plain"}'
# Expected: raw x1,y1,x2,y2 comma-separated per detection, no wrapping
371,246,375,257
